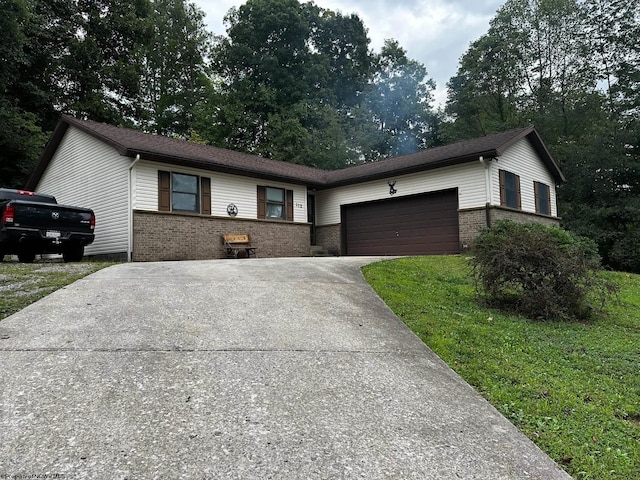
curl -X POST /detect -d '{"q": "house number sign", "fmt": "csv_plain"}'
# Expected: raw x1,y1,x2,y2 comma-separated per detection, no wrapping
227,203,238,217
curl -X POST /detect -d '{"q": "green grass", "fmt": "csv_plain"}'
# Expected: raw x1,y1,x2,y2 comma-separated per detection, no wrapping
0,261,115,321
363,256,640,480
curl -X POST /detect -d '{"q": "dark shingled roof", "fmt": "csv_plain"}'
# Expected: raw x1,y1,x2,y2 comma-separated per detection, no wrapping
325,125,565,185
26,116,564,190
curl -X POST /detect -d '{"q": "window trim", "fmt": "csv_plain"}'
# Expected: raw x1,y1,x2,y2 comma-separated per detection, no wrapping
257,186,294,221
499,169,521,210
534,181,551,215
158,170,211,215
266,186,286,219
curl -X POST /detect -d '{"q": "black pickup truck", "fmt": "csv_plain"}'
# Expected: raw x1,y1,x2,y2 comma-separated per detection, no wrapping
0,188,95,263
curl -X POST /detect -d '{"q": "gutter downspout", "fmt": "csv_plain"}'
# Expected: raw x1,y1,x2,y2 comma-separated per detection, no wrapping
479,156,493,228
128,154,141,262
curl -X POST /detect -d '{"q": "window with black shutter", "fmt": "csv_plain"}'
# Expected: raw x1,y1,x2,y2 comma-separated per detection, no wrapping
157,170,211,214
499,169,521,209
257,186,294,221
534,181,551,215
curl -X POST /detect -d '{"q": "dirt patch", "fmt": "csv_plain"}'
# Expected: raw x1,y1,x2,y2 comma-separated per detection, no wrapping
33,263,97,275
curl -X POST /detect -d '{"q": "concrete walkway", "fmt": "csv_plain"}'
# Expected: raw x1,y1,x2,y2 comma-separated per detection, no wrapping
0,258,570,479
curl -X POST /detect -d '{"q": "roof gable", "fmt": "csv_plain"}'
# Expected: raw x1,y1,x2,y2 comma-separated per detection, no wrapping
26,116,565,190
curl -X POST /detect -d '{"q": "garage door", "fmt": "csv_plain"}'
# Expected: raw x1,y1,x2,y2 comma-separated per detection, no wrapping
343,189,460,256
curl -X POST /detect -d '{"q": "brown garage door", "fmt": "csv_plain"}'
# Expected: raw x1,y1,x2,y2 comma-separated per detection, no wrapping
343,189,460,255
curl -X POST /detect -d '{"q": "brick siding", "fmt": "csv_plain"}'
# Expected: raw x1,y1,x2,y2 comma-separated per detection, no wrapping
133,208,559,261
458,208,489,248
459,206,560,249
133,211,310,261
315,224,341,255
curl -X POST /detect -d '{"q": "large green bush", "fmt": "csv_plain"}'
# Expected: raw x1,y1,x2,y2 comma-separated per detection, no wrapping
471,220,617,320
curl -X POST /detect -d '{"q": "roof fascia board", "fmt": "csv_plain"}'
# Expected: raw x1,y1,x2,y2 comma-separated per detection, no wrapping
525,132,566,183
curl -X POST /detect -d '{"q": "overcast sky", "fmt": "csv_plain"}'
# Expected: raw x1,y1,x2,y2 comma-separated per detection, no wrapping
194,0,505,107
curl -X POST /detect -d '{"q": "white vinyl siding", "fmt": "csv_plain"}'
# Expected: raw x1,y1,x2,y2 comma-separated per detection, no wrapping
316,138,559,227
35,127,130,256
316,162,485,226
134,162,308,223
491,139,557,216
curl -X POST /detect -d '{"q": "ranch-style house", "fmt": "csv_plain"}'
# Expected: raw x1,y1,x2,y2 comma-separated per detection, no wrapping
26,116,564,261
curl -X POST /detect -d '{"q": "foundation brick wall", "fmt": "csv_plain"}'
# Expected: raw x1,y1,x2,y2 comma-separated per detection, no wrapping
458,209,488,248
490,207,560,227
133,207,560,261
133,211,311,261
459,206,560,249
315,224,342,255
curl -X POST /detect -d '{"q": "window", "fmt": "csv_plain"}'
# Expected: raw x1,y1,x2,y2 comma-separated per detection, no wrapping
499,169,521,209
257,186,293,221
535,181,551,215
266,187,285,219
158,171,211,214
172,173,198,212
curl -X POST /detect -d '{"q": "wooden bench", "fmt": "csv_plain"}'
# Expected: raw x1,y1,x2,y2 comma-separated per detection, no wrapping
222,234,257,259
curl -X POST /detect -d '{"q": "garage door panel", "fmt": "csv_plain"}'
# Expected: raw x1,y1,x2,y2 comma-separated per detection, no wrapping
344,190,460,256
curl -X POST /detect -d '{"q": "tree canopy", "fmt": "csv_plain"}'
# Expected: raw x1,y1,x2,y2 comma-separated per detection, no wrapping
206,0,438,168
0,0,438,184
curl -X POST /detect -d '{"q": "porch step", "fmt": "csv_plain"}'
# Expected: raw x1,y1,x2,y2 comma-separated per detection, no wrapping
310,245,333,257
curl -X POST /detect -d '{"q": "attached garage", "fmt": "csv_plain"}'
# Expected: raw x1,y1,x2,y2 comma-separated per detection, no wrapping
342,189,460,256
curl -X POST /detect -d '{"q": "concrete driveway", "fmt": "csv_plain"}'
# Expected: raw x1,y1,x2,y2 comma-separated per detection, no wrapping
0,258,570,479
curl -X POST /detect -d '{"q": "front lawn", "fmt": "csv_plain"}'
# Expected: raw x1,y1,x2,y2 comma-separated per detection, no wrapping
363,256,640,480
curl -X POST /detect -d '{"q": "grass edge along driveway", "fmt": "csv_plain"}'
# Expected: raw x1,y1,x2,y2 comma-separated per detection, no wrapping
0,261,114,321
362,255,640,480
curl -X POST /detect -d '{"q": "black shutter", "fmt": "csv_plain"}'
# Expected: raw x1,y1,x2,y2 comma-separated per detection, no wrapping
546,185,552,215
158,170,171,212
201,177,211,215
286,189,294,221
257,186,266,219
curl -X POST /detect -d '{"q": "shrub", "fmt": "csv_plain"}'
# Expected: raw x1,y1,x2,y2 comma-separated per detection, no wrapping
471,220,617,320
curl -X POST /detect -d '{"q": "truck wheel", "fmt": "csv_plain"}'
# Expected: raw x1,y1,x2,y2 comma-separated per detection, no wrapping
18,250,36,263
63,245,84,262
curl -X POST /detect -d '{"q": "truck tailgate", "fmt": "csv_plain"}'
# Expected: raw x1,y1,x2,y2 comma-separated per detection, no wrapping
11,200,94,233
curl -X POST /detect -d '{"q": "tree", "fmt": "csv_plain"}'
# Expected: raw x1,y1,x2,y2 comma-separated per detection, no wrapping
210,0,358,165
5,0,80,133
62,0,151,125
137,0,213,137
581,0,640,118
365,40,437,158
208,0,438,168
444,32,522,141
445,0,594,143
0,0,48,188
